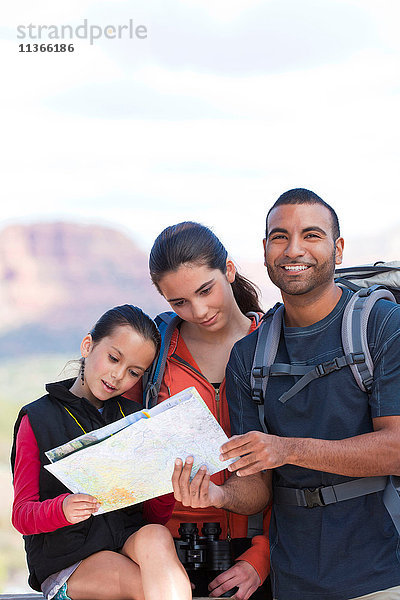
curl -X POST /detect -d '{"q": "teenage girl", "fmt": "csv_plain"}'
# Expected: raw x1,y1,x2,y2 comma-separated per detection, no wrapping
126,223,272,600
11,304,191,600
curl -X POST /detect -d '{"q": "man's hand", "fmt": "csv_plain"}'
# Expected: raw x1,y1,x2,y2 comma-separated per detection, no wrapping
172,456,225,508
62,493,101,524
221,432,289,476
208,561,261,600
222,417,400,478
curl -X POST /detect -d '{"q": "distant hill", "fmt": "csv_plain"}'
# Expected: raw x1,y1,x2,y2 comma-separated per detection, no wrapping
0,220,398,358
0,222,167,357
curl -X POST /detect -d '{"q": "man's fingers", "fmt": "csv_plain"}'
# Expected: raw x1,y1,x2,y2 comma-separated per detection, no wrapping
226,453,260,472
172,457,204,504
179,457,194,505
171,457,213,508
221,434,250,455
226,453,265,475
235,463,263,477
184,464,207,507
190,466,209,506
172,458,184,501
220,435,264,462
187,467,202,496
182,455,194,478
198,469,211,503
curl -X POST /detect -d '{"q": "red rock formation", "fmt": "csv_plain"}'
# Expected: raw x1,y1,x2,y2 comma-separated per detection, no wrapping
0,222,167,354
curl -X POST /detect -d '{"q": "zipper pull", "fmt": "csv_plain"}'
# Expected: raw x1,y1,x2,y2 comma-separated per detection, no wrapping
215,386,220,423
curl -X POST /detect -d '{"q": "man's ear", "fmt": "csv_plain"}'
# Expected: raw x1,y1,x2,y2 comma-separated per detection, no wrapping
226,259,236,283
80,334,93,358
335,237,344,265
263,238,267,267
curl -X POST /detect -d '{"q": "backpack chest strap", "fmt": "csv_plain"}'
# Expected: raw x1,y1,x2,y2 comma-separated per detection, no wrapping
252,352,366,404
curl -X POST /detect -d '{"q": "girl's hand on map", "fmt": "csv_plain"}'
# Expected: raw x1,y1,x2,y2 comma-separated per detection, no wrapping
172,456,225,509
62,493,101,524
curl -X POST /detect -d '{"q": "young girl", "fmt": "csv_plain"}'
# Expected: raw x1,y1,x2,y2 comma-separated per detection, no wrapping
11,304,191,600
126,223,272,600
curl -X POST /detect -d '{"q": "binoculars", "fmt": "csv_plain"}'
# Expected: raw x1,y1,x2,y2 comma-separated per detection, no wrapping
174,522,237,598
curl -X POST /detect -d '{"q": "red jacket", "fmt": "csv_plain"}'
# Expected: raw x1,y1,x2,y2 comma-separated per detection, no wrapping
126,316,271,584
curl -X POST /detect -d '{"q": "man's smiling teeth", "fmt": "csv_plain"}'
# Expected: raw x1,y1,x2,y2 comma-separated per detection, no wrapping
283,265,309,271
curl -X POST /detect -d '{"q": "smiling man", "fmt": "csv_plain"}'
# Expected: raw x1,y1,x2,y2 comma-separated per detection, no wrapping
172,188,400,600
263,190,344,325
222,189,400,599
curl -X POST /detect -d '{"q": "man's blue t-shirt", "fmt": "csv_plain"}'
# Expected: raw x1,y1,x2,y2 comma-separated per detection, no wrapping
226,288,400,600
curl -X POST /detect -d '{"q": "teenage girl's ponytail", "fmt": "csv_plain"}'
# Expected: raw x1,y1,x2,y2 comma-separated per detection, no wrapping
231,272,262,314
150,221,262,315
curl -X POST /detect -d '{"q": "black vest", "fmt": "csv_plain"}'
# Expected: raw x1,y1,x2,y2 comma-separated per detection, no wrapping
11,380,145,591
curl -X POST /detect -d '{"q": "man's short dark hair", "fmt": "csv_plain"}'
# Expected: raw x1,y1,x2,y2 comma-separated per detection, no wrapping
266,188,340,240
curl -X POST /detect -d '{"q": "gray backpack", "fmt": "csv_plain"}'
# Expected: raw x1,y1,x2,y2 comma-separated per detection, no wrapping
250,261,400,532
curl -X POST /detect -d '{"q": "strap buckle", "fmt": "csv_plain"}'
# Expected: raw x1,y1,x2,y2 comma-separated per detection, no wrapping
315,358,340,377
253,366,270,379
352,352,365,364
251,388,264,404
304,487,325,508
252,366,264,379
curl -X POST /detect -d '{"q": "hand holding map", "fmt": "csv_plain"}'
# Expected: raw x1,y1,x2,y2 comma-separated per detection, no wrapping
45,387,235,514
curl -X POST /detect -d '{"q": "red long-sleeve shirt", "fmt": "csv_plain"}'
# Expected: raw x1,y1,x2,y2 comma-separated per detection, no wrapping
12,415,174,535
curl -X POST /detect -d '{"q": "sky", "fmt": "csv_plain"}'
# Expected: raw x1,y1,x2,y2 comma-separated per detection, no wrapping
1,0,399,265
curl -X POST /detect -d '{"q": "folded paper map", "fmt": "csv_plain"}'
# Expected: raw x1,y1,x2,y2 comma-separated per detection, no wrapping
45,387,234,514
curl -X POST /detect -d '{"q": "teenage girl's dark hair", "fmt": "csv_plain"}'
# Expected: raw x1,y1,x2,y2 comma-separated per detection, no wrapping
90,304,161,354
266,188,341,240
149,222,262,314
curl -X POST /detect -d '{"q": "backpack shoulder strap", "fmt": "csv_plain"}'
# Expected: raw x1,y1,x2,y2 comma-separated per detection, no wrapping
143,311,182,409
341,285,396,393
250,303,284,433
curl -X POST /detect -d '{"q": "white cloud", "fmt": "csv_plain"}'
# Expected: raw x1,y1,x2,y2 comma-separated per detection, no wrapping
2,0,399,262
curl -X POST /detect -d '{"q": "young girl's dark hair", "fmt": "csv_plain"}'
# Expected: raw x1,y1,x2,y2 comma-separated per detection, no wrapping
149,222,262,314
90,304,161,353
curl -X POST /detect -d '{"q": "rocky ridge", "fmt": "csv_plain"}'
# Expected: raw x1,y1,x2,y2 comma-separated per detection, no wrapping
0,222,166,356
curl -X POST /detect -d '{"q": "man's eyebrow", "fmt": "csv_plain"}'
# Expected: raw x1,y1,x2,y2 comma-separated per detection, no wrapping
167,279,215,302
267,226,327,237
302,226,327,235
267,227,288,237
